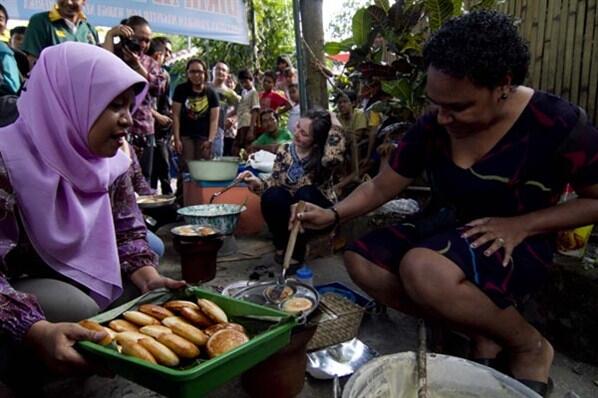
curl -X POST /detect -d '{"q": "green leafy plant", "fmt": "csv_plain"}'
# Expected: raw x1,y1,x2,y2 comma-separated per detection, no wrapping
168,0,295,81
325,0,501,124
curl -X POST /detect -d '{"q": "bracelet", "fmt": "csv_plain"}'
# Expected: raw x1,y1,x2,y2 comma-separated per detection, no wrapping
329,206,341,227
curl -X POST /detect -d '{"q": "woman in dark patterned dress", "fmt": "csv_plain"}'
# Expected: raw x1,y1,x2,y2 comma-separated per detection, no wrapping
293,11,598,396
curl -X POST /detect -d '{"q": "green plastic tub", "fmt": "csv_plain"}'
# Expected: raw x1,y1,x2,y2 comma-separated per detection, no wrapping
77,287,296,397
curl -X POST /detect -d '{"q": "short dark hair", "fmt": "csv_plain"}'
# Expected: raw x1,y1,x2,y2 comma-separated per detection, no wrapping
276,55,292,68
121,15,150,29
147,37,168,56
263,71,276,82
423,11,529,88
186,58,209,81
260,109,279,121
0,4,8,20
335,90,357,104
303,108,332,181
287,83,298,90
10,26,26,37
238,69,253,81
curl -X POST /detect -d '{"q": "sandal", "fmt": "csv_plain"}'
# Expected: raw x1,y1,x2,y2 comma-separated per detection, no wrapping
515,377,553,397
471,352,508,373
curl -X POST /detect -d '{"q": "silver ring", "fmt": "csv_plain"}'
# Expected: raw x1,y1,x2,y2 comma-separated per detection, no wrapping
496,237,505,246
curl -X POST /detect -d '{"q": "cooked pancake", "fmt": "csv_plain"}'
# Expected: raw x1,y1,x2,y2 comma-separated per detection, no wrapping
281,297,313,314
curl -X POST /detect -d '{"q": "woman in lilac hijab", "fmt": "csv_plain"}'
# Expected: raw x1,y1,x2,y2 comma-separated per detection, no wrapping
0,42,183,389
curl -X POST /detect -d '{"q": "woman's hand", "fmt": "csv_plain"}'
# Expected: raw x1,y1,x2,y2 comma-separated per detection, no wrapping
238,170,261,191
173,137,183,154
290,202,336,231
201,140,213,159
122,46,141,68
106,24,134,40
131,266,186,293
155,113,172,127
461,216,531,266
25,320,107,376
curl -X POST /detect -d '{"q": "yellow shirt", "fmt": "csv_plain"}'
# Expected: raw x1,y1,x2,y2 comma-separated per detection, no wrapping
338,109,368,140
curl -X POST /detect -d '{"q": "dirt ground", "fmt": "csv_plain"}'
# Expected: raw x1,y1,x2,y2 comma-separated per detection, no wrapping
2,229,598,398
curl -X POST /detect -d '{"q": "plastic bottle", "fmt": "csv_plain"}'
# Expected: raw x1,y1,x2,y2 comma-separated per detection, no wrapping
295,265,314,286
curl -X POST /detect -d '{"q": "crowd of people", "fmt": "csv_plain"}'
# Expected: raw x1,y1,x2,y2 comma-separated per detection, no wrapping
0,2,597,398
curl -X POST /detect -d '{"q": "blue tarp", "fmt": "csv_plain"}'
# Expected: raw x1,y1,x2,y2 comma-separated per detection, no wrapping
3,0,249,45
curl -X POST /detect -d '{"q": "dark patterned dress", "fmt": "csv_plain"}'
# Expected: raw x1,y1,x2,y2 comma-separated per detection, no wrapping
347,91,598,308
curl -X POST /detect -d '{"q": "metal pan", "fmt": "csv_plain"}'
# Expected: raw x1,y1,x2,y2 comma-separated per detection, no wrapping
232,279,320,322
170,224,223,242
136,194,176,209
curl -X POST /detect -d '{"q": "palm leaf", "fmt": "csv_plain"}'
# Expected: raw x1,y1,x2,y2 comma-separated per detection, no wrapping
452,0,463,15
374,0,391,13
367,5,388,27
324,42,344,55
352,8,372,47
381,79,412,102
424,0,454,31
470,0,497,11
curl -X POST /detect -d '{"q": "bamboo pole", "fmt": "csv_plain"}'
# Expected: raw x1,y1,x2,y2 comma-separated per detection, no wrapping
588,0,598,124
540,0,559,92
579,0,596,111
532,0,547,89
571,0,586,104
555,0,570,95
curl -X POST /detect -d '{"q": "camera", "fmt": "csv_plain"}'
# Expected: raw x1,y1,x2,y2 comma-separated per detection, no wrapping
121,37,141,53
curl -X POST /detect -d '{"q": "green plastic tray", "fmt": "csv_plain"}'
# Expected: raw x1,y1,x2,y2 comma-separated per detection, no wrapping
77,287,296,397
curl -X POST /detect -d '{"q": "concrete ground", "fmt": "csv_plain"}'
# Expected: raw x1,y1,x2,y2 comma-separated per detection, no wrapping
3,227,598,398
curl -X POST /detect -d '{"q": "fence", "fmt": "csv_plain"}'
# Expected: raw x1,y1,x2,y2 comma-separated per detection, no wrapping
498,0,597,124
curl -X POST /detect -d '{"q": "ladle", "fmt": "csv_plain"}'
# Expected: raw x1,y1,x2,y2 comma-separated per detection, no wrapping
266,201,306,303
209,176,243,204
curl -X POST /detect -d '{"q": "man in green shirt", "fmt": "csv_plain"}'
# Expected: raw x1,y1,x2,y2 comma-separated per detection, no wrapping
250,109,293,154
22,0,98,65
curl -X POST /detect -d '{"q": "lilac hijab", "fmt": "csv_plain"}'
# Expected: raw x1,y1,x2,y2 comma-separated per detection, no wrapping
0,42,147,308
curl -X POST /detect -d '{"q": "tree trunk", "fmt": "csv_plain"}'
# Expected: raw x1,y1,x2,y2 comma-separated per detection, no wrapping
248,0,259,71
300,0,328,109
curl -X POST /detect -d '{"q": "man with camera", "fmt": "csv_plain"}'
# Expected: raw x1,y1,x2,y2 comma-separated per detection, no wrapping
103,16,167,182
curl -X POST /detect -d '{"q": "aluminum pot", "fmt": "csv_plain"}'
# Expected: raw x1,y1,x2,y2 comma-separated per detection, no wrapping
187,157,239,181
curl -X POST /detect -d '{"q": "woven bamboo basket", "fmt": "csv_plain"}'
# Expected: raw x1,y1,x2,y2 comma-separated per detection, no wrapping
307,293,365,352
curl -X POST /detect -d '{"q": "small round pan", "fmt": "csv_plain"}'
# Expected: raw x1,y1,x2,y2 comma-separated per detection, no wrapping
170,224,223,242
136,194,176,209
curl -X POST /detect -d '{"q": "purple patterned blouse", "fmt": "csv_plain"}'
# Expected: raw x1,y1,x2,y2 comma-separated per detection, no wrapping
0,153,158,341
129,54,168,138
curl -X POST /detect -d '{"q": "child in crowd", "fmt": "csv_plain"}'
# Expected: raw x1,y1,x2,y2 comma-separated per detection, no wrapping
210,61,239,157
259,71,290,114
287,83,300,134
274,55,293,91
249,109,293,154
283,67,297,97
334,91,370,195
234,69,260,153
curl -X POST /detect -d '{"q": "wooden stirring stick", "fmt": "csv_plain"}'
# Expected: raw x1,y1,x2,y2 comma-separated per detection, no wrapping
266,201,306,303
282,201,306,272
